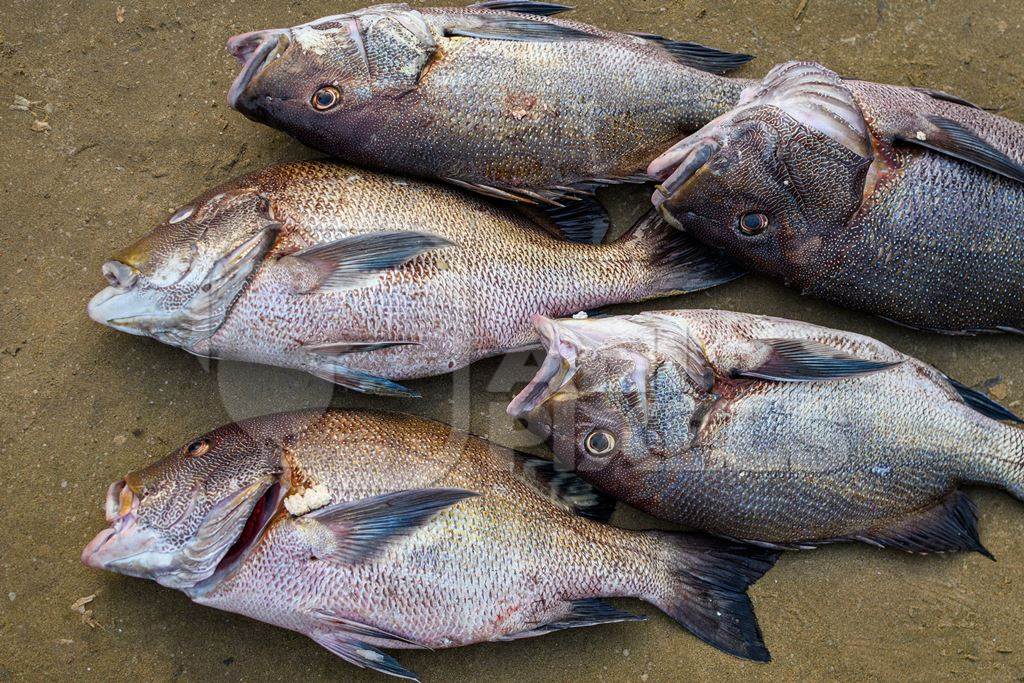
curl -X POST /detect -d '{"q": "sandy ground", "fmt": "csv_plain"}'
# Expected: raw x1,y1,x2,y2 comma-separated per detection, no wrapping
2,0,1024,680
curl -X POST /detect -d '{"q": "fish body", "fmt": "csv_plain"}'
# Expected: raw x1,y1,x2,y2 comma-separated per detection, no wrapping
509,309,1024,553
226,1,751,241
87,160,737,395
650,61,1024,334
81,409,778,679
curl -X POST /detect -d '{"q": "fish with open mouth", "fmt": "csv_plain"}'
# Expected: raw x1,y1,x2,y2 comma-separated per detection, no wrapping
508,309,1024,554
649,61,1024,334
81,409,779,679
86,160,739,396
225,0,754,243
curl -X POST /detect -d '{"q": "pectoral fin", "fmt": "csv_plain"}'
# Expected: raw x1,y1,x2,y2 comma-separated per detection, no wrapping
468,0,573,16
293,488,478,564
730,338,901,382
893,114,1024,185
851,491,994,559
445,16,599,42
283,231,453,293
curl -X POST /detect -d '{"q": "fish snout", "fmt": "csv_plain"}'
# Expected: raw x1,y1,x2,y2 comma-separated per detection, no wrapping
649,138,721,211
227,29,290,110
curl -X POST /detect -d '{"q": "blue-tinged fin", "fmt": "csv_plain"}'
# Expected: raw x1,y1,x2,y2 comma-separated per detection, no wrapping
497,598,645,640
946,377,1024,424
310,631,421,681
731,338,901,382
510,452,616,521
285,231,454,293
468,0,573,16
848,490,994,560
445,16,599,42
310,364,421,397
894,114,1024,185
630,32,754,74
310,609,429,649
295,488,479,564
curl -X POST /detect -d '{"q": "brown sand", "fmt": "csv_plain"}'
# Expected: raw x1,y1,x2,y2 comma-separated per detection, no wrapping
1,0,1023,680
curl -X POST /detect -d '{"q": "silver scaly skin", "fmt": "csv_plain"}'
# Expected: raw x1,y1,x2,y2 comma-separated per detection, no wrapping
650,61,1024,334
225,1,752,240
87,160,738,396
81,409,779,679
509,309,1024,554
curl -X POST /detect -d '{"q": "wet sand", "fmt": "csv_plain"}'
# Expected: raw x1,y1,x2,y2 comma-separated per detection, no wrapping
2,0,1023,680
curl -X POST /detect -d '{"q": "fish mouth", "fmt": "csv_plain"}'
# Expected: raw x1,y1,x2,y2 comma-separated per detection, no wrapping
87,284,156,337
227,29,290,110
649,138,721,211
507,315,581,422
82,480,159,575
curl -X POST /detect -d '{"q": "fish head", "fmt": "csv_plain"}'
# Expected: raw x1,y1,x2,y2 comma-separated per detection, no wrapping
227,6,437,150
509,315,708,478
87,188,279,354
649,61,874,279
81,420,286,592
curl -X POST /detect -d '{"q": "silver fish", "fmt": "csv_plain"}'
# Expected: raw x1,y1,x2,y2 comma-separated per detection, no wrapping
87,160,739,396
509,309,1024,554
81,409,779,679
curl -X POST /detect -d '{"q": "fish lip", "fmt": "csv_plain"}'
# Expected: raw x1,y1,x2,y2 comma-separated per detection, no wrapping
226,29,289,110
649,138,721,210
80,519,158,572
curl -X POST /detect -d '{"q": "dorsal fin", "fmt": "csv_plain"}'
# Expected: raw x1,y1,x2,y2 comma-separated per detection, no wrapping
630,32,753,75
468,0,573,16
739,61,870,158
946,377,1024,423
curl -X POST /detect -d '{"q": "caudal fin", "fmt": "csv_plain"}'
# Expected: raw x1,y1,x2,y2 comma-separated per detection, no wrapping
622,210,745,296
647,531,778,662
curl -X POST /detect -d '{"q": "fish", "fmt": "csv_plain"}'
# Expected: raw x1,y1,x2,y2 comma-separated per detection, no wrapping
87,160,739,397
648,61,1024,334
508,308,1024,555
225,0,754,243
81,409,779,679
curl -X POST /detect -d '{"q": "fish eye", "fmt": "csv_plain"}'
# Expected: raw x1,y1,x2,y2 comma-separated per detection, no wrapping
311,86,341,111
739,212,769,236
185,439,210,457
584,429,617,457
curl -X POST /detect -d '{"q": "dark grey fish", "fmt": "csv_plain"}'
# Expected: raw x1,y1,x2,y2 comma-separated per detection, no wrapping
650,61,1024,334
509,309,1024,555
226,1,752,242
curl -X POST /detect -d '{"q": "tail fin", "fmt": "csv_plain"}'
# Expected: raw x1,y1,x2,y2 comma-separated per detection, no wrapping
646,531,778,662
621,209,745,296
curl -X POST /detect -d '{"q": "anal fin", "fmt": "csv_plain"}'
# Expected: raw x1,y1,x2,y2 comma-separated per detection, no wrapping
310,632,420,681
497,599,645,641
853,491,994,559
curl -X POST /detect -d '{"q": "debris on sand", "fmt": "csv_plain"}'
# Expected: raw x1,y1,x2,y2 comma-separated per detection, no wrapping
71,593,102,629
116,6,125,23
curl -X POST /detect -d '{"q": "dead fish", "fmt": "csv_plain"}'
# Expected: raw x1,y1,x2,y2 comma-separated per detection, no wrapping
509,309,1024,555
649,61,1024,334
225,0,753,243
87,160,738,396
81,409,779,678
